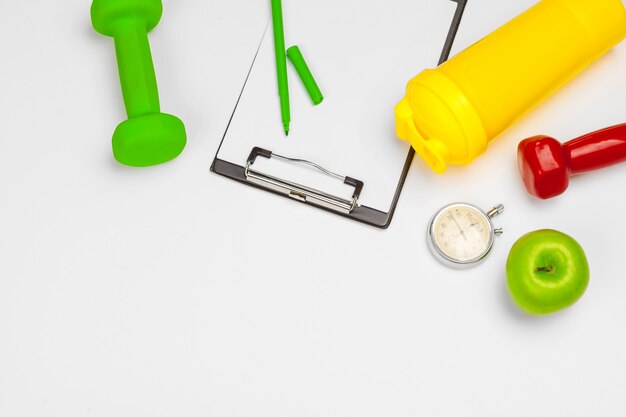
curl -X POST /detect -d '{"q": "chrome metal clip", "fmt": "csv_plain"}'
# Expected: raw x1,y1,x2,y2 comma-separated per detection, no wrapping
244,147,363,214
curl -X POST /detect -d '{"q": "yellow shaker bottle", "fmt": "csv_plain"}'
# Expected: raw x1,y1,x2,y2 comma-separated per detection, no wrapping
396,0,626,173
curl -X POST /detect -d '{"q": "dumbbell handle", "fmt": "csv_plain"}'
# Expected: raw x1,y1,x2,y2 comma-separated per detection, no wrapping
565,123,626,175
113,20,160,118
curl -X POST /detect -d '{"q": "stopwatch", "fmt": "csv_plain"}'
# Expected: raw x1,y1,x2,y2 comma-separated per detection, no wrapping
427,203,504,268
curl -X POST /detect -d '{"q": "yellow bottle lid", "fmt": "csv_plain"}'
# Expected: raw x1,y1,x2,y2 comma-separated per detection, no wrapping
395,69,487,173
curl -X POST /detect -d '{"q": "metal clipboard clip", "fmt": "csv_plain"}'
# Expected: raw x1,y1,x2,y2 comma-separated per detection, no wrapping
244,147,364,214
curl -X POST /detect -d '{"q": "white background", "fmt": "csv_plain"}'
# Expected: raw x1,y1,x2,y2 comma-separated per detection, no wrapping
1,0,626,416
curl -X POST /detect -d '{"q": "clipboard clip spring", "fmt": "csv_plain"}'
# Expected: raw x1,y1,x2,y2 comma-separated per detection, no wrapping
244,147,364,214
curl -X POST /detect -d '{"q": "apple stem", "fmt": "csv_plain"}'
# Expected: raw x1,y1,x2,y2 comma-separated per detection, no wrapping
536,266,554,273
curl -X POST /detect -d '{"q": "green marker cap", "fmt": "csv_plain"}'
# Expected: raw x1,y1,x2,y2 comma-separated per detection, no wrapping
286,45,324,105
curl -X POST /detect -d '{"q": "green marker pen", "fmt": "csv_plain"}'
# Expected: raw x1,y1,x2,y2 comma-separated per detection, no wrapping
287,46,324,105
271,0,291,136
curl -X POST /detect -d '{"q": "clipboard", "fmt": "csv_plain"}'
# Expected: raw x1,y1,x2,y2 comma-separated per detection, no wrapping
212,0,467,228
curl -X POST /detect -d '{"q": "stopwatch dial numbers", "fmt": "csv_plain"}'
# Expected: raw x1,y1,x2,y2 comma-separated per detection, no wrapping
432,207,491,262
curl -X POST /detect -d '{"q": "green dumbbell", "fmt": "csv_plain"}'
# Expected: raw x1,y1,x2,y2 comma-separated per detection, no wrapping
91,0,186,167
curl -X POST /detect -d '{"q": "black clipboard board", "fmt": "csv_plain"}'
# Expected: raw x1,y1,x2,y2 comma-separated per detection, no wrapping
212,0,467,229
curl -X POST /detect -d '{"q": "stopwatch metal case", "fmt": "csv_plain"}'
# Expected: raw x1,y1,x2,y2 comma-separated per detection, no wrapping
427,203,504,269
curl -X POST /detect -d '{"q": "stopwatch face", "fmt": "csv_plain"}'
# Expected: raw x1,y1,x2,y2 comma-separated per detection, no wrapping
428,203,495,267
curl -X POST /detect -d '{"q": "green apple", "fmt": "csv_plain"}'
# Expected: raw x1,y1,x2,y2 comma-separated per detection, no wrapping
506,229,590,315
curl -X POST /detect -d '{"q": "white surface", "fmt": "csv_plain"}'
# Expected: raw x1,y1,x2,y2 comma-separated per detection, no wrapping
219,0,456,209
1,0,626,416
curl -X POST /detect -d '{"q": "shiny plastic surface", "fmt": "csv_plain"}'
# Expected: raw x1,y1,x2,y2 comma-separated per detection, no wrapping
396,0,626,173
518,123,626,199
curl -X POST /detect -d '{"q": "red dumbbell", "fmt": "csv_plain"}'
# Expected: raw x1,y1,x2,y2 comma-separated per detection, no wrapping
518,123,626,199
